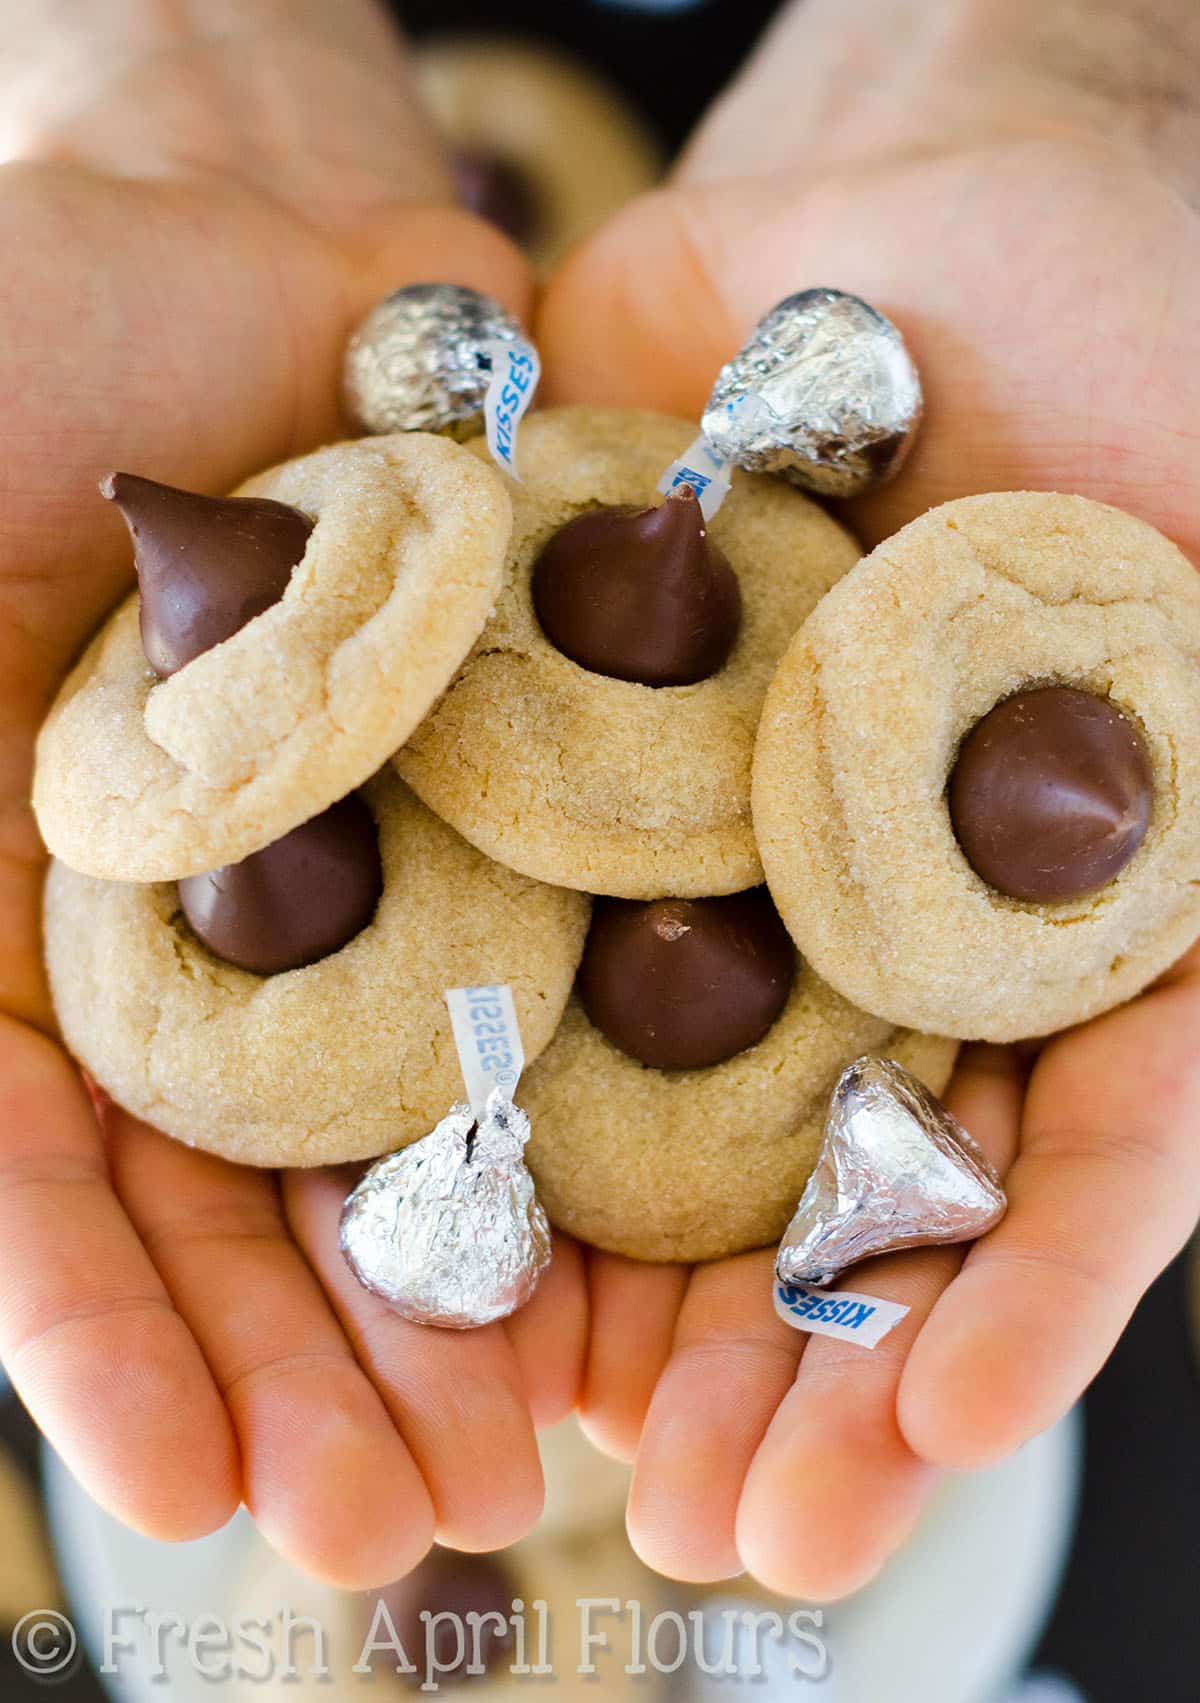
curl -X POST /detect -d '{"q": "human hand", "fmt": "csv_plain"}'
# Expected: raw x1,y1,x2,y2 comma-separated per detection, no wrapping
0,0,588,1589
539,0,1200,1596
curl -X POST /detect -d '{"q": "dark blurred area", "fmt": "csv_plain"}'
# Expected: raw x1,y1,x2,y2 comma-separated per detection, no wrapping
395,0,781,152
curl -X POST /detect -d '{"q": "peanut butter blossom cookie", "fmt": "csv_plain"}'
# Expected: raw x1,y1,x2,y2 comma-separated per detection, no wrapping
34,434,511,881
753,491,1200,1042
45,770,588,1167
520,886,956,1263
395,406,861,899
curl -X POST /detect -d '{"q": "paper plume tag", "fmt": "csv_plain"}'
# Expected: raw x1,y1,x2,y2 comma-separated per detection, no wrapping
773,1279,909,1349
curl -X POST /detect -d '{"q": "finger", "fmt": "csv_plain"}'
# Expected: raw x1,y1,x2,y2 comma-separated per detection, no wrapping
901,972,1200,1468
502,1230,588,1429
537,154,1200,562
0,1022,239,1540
729,1046,1024,1599
283,1165,544,1554
578,1252,689,1462
627,1250,803,1582
108,1115,434,1589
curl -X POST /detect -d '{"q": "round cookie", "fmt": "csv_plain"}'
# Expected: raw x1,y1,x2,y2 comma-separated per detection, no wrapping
521,975,957,1264
395,407,861,898
34,434,511,881
754,491,1200,1043
44,770,588,1167
416,37,663,268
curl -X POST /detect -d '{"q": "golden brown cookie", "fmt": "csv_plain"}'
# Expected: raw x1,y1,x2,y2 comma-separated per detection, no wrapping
521,983,957,1264
754,492,1200,1042
34,434,511,881
395,407,861,898
44,771,588,1167
416,37,663,269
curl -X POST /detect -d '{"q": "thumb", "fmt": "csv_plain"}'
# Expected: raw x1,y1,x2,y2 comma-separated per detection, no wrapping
0,164,529,680
538,147,1200,563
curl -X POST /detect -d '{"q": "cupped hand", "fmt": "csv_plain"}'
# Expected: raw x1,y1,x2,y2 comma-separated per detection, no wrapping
0,1,588,1589
539,0,1200,1596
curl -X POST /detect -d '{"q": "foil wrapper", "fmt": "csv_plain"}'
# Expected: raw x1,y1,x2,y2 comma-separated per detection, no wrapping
343,283,523,438
340,1088,551,1329
776,1057,1006,1288
701,288,923,498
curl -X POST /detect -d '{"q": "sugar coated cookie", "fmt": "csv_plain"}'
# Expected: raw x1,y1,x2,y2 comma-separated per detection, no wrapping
34,434,511,881
44,771,588,1167
416,37,662,268
754,491,1200,1042
522,985,956,1264
395,407,861,898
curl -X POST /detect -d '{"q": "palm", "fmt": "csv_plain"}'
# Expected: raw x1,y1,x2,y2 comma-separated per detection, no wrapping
540,132,1200,1592
0,161,585,1585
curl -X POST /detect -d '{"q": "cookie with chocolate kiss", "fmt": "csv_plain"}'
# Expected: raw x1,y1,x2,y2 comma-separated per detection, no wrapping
524,892,953,1267
522,884,956,1263
416,38,662,269
34,435,513,882
754,491,1200,1042
397,406,861,898
44,771,588,1168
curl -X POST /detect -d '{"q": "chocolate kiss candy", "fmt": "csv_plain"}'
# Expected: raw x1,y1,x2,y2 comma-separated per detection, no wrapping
340,1089,551,1329
701,287,922,498
362,1547,515,1679
949,685,1153,903
531,482,742,686
776,1057,1006,1288
578,889,795,1071
178,794,382,976
102,471,313,678
342,282,525,437
452,147,541,247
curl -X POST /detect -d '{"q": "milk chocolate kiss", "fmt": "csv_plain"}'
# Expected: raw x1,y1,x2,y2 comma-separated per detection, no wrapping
949,685,1153,903
578,889,795,1071
531,483,742,686
178,795,382,976
102,471,314,678
361,1548,515,1682
452,147,541,247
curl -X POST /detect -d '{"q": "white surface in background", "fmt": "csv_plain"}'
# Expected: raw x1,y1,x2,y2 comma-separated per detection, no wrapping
1001,1677,1089,1703
45,1407,1081,1703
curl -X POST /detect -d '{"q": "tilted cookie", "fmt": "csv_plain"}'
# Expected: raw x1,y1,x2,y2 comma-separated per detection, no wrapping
45,770,588,1167
395,407,861,898
519,888,956,1262
416,37,663,268
754,491,1200,1042
34,434,511,881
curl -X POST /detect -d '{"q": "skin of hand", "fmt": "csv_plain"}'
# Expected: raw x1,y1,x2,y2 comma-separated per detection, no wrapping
539,0,1200,1598
0,0,592,1591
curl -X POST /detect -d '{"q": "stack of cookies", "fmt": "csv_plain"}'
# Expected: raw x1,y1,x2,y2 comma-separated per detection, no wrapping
33,398,1200,1269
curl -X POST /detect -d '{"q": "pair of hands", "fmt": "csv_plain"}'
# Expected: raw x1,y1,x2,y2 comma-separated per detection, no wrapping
2,0,1200,1598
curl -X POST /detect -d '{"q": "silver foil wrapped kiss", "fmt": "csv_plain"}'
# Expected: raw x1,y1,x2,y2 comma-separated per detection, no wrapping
343,282,524,439
340,1087,551,1329
776,1057,1006,1288
702,287,922,498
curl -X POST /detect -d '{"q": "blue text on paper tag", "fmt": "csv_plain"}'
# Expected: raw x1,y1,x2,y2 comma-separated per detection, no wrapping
773,1280,910,1349
445,984,526,1120
656,430,732,520
483,337,540,480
